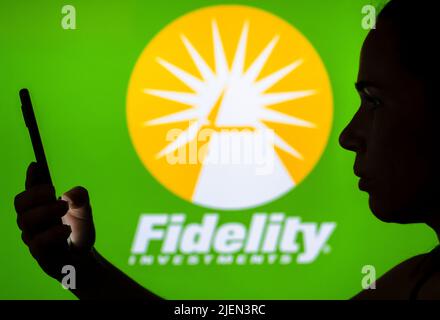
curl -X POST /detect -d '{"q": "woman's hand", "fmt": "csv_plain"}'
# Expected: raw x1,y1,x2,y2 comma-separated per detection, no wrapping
14,162,95,280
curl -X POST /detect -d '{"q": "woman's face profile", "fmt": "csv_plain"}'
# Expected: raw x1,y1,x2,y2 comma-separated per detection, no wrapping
339,18,436,224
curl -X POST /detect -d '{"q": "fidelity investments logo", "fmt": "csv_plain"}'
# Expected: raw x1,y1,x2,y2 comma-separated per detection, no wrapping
127,5,335,266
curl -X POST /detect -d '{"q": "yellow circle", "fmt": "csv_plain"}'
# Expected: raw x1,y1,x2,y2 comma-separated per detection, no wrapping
127,5,333,209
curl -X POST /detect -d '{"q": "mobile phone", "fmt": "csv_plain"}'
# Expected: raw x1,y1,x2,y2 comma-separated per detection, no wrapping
19,88,53,186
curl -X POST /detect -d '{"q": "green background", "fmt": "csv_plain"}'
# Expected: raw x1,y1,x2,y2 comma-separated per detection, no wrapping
0,0,436,300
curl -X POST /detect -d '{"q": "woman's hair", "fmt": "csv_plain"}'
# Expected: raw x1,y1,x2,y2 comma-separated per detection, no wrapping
378,0,437,89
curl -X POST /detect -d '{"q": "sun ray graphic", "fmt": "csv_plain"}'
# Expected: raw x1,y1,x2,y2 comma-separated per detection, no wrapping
143,21,316,160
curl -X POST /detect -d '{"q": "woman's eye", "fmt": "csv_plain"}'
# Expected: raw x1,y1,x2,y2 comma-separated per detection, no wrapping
366,96,381,107
361,88,382,108
361,93,382,109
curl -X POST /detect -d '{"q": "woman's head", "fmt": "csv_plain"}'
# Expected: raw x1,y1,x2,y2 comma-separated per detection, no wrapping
339,0,437,224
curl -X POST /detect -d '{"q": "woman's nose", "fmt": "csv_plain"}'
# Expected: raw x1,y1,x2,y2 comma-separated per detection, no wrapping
339,113,365,153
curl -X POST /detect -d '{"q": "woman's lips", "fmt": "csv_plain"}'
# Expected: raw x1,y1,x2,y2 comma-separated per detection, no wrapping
354,165,371,191
358,177,371,191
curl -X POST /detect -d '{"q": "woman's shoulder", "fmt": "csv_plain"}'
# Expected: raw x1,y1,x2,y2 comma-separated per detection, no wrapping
351,252,431,300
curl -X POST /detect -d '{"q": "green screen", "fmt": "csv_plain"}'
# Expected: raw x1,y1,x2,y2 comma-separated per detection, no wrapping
0,0,436,300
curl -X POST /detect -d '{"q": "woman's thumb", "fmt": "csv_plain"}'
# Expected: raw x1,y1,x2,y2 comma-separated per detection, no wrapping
61,186,93,222
62,186,90,210
61,186,95,250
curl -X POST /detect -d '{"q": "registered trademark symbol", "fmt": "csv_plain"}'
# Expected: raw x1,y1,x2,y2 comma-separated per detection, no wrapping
322,245,331,254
